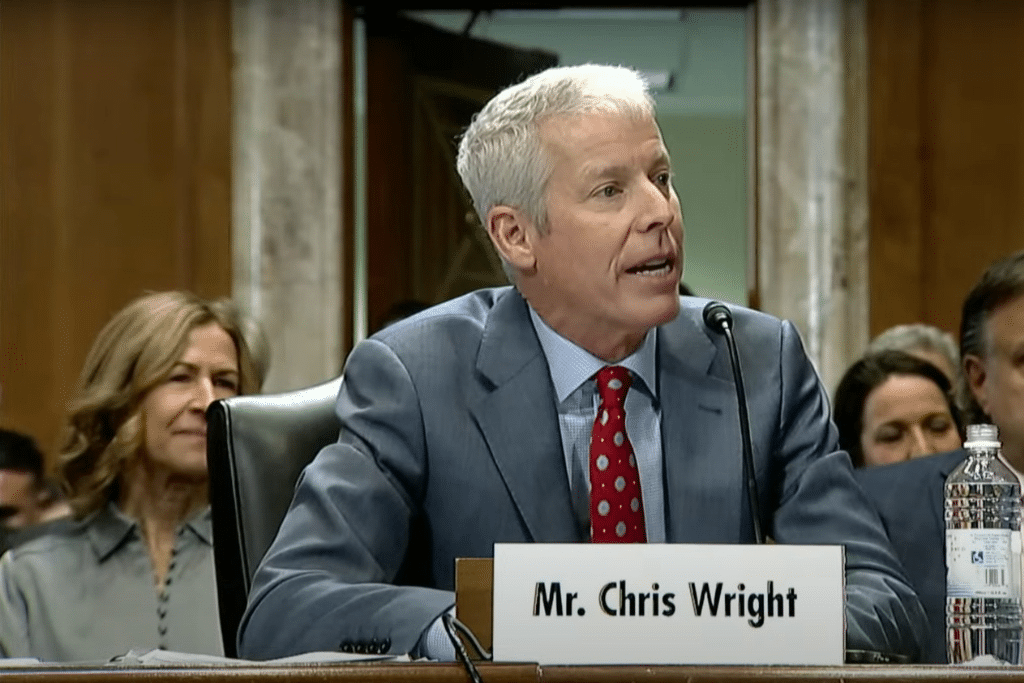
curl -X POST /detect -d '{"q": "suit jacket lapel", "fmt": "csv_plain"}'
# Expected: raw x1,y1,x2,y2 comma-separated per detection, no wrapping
471,289,579,543
659,308,746,542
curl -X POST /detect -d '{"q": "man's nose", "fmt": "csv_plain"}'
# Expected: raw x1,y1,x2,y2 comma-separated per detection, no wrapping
637,178,674,232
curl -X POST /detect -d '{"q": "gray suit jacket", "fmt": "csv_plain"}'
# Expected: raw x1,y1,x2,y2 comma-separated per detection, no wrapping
238,287,926,660
855,449,967,663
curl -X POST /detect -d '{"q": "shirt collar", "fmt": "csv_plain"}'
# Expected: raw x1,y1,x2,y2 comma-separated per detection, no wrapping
528,306,657,402
86,502,214,562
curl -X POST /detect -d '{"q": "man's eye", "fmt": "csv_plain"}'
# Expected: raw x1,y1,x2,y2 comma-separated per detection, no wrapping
655,172,671,185
600,185,619,198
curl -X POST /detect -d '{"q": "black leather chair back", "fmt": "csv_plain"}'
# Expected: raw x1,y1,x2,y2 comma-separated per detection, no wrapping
207,376,343,658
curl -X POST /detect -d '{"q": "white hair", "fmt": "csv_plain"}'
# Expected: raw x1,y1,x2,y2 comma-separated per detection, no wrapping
456,64,656,280
867,323,959,375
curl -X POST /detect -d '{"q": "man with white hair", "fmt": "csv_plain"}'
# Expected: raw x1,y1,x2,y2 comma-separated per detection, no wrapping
240,64,925,662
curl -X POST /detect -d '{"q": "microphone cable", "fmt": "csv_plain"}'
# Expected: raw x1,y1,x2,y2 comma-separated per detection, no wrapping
442,613,492,683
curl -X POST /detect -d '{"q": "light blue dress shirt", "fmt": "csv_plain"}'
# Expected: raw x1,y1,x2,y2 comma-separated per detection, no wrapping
528,307,666,543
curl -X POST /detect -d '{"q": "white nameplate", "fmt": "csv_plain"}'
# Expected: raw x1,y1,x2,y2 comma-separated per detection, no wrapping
490,543,844,665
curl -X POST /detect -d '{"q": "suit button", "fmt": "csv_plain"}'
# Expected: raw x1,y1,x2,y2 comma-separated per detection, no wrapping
383,638,391,651
355,643,367,654
339,642,352,653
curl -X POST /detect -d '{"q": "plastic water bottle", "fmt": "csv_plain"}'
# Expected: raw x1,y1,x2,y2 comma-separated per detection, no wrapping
945,423,1023,665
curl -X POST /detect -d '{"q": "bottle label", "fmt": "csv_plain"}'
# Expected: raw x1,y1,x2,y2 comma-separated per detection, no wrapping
947,528,1021,599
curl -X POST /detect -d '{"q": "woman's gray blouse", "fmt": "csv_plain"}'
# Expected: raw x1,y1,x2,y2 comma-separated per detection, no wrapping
0,503,222,662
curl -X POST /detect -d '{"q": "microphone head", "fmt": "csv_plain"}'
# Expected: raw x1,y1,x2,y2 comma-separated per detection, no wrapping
702,301,733,333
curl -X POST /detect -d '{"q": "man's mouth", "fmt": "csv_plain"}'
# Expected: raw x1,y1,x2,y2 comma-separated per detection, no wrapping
626,257,674,277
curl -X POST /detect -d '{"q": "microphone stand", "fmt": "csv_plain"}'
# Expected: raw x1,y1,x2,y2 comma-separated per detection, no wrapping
703,302,765,545
703,302,912,663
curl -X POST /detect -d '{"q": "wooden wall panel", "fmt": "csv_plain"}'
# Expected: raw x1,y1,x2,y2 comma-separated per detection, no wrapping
0,0,231,462
868,0,925,334
869,0,1024,339
922,0,1024,331
365,31,414,334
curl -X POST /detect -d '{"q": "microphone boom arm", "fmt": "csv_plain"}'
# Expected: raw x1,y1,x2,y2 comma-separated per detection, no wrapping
720,321,765,544
702,301,765,545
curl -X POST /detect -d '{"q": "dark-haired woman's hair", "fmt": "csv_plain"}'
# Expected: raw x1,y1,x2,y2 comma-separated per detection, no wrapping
833,350,962,467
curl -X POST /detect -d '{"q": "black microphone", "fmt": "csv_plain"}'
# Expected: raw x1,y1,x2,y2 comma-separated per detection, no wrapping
702,301,764,545
702,302,733,333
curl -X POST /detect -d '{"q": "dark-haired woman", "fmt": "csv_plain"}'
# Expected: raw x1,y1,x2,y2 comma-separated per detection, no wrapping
834,350,962,468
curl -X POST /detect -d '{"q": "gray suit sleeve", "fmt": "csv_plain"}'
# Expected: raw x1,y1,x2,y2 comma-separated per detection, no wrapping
769,320,928,660
237,339,454,660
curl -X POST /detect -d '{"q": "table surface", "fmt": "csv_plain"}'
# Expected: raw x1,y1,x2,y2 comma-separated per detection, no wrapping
1,662,1022,683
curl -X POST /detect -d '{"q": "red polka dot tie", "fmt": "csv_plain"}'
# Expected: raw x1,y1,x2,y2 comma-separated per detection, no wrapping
590,366,647,543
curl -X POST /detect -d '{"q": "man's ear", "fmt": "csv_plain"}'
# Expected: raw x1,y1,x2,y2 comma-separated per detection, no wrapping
964,354,989,413
486,205,537,272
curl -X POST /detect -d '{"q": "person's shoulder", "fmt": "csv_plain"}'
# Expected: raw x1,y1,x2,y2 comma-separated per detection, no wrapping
671,297,785,352
373,287,512,341
856,449,967,499
370,287,522,363
5,518,87,561
0,519,91,610
675,297,780,329
859,449,966,481
3,516,78,554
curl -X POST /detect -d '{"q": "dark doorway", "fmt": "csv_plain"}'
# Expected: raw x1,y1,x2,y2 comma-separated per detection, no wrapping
363,11,557,333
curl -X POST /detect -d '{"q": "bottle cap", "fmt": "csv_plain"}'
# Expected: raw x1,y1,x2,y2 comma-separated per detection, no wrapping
965,423,1001,449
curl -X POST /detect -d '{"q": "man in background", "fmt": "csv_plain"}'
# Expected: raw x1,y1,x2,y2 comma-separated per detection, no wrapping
857,249,1024,662
0,429,70,554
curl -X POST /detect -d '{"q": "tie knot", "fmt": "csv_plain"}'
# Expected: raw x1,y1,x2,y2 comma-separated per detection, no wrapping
596,366,631,407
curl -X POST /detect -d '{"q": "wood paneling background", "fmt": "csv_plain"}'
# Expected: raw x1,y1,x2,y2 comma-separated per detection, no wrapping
869,0,1024,339
0,0,232,463
7,0,1024,462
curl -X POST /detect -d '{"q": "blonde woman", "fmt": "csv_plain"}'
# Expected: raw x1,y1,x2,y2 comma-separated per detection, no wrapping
0,291,262,661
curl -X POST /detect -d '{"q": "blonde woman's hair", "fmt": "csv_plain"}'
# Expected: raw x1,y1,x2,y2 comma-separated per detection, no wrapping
57,291,262,518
